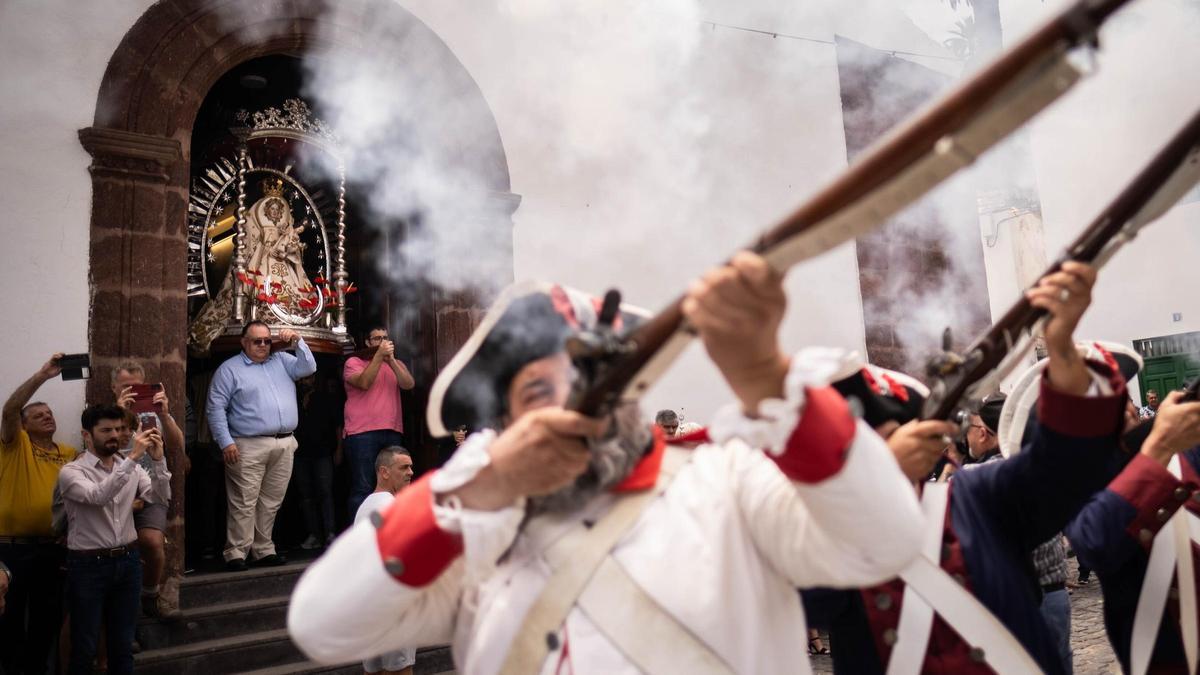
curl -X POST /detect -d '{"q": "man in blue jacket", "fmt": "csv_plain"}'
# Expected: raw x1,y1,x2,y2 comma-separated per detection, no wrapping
1066,387,1200,674
804,262,1134,675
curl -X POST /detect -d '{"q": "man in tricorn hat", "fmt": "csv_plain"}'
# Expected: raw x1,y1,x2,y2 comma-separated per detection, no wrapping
288,252,926,674
803,262,1168,675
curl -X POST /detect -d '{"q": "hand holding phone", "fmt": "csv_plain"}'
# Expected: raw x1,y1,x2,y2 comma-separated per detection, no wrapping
129,383,164,414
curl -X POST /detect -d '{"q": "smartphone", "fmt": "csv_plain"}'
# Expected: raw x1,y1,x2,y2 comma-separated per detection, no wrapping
129,383,164,414
56,353,90,381
137,412,159,432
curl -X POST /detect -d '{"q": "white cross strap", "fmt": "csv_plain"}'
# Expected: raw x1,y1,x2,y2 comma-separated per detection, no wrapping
1130,455,1199,675
888,483,1042,674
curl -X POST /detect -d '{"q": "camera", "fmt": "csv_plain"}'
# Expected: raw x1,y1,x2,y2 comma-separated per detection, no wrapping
55,353,90,381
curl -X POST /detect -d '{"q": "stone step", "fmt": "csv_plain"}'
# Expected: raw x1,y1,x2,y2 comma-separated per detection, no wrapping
138,595,290,651
134,628,300,675
180,562,308,609
135,625,454,675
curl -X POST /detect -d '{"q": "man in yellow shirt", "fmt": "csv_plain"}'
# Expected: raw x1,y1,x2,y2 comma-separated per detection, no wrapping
0,353,78,674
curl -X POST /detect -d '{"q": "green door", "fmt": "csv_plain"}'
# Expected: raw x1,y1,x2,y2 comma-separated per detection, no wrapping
1140,354,1200,400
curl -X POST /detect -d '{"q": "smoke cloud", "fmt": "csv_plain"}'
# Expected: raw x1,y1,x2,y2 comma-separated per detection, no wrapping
202,0,1198,419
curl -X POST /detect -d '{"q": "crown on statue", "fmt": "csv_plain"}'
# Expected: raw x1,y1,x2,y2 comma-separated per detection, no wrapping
261,178,286,199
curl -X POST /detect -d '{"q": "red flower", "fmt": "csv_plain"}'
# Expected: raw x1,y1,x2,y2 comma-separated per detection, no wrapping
271,281,283,289
298,298,317,309
314,275,327,285
236,272,253,286
345,283,358,295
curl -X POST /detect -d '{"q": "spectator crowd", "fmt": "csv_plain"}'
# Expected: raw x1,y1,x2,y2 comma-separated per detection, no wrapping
0,318,418,674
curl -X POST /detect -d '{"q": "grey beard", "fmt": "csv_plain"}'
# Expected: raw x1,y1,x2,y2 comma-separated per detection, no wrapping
528,402,652,516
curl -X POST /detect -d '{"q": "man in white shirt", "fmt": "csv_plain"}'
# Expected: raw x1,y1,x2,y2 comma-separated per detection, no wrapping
290,253,925,674
58,403,169,675
353,446,416,675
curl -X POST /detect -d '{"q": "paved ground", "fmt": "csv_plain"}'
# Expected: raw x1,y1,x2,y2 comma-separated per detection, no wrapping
807,558,1119,674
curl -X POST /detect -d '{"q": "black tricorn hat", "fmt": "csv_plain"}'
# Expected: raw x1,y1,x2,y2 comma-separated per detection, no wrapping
426,281,648,437
832,361,929,429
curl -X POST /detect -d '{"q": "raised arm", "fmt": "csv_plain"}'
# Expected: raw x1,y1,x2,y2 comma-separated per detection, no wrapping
387,356,415,391
960,262,1127,549
59,460,137,506
291,402,605,663
1066,394,1200,574
278,330,317,380
1,354,62,445
345,350,386,391
135,427,172,506
683,252,922,584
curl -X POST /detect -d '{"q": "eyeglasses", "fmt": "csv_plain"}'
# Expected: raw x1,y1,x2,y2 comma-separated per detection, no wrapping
367,334,388,342
249,338,272,346
969,424,994,436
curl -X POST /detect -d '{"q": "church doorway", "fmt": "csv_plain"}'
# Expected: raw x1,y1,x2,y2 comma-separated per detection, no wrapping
82,0,518,600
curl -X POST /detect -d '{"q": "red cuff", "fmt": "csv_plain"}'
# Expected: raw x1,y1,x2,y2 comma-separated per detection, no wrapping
1036,361,1126,439
1111,452,1194,550
612,429,667,493
375,473,463,587
774,386,856,483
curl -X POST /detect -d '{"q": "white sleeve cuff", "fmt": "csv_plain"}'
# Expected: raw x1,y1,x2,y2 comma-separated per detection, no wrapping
709,347,855,456
428,429,525,582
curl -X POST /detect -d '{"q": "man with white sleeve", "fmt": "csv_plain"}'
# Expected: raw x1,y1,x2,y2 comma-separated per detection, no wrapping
289,252,925,674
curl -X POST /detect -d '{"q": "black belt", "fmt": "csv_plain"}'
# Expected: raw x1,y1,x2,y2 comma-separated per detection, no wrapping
272,432,293,439
1042,582,1065,594
69,544,136,559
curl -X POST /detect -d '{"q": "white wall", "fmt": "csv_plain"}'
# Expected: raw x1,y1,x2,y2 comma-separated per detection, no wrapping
401,0,957,422
0,1,152,447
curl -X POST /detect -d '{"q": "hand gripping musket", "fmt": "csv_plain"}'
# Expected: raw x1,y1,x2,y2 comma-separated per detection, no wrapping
921,108,1200,424
567,0,1135,417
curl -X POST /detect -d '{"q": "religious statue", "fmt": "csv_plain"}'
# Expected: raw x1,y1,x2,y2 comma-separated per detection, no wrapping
244,178,313,305
188,178,322,352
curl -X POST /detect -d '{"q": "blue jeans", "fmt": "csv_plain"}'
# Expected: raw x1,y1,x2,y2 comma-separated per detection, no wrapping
1040,587,1072,673
344,429,405,519
67,548,142,675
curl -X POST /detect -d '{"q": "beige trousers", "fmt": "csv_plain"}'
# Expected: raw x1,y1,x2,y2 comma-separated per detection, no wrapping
224,434,297,562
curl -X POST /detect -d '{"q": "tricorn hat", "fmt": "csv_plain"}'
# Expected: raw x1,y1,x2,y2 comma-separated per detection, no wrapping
831,355,930,429
997,340,1141,458
426,281,649,438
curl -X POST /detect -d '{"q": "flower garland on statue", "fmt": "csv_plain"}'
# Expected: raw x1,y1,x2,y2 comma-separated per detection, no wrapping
235,269,357,314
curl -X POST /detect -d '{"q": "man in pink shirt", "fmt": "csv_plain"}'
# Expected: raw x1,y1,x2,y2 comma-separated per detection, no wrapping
343,326,415,519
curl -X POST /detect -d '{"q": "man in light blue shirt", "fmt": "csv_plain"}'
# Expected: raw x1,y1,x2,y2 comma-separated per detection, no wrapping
207,321,317,571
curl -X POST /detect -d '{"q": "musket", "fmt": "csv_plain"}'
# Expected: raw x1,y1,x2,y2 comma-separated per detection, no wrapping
920,108,1200,423
568,0,1136,417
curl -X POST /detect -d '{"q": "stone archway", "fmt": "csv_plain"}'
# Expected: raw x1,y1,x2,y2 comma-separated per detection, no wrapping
80,0,517,607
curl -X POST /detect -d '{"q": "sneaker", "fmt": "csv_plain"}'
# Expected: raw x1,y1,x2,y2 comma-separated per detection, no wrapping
142,593,182,621
249,553,288,567
300,535,321,550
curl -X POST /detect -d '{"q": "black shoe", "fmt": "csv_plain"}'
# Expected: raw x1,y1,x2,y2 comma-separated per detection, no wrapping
225,558,247,572
249,553,288,567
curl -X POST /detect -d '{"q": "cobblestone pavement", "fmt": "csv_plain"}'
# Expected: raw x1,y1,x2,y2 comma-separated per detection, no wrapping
806,558,1120,674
